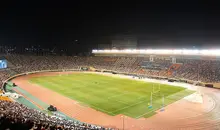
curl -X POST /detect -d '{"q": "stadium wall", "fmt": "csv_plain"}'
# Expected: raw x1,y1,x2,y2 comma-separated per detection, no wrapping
212,83,220,88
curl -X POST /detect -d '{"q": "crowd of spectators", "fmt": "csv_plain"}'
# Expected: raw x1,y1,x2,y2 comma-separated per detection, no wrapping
1,54,220,129
1,54,220,83
0,100,111,130
174,59,220,82
0,70,11,89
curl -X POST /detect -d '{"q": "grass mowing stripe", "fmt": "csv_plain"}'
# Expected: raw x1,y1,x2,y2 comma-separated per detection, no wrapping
36,77,140,103
32,77,126,113
111,93,153,113
29,73,194,118
33,81,116,114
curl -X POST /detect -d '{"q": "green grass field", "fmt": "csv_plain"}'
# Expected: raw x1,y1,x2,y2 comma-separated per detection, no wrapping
29,73,194,118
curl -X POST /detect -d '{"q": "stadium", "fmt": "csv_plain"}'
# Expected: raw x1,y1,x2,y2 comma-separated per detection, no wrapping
0,49,220,130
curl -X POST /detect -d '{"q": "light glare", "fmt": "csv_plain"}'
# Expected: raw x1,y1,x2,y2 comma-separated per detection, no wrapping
92,49,220,56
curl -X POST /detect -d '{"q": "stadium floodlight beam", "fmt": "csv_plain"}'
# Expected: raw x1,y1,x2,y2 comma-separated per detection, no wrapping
92,49,220,56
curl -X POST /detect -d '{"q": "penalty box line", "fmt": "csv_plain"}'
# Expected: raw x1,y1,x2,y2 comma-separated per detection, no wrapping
111,90,162,115
135,90,190,119
73,100,115,115
111,98,150,113
107,92,130,105
107,91,147,106
86,102,115,115
108,88,159,113
135,107,157,119
107,91,129,100
135,95,164,119
107,86,154,103
107,93,130,105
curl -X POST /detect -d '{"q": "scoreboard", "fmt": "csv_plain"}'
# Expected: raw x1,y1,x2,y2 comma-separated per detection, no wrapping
0,60,7,69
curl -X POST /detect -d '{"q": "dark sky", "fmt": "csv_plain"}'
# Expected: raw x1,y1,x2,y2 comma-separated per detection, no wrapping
0,1,220,50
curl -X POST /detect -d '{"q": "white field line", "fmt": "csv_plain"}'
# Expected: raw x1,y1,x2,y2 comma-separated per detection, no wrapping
44,78,126,105
47,78,128,111
32,72,193,117
45,78,115,115
44,77,151,114
38,77,86,90
135,95,179,119
39,73,150,99
135,90,195,119
111,89,163,114
55,77,129,105
107,91,129,99
113,99,129,105
107,87,152,105
123,112,135,117
30,78,115,115
135,107,157,119
111,99,149,113
135,95,165,118
107,86,151,100
39,80,72,92
75,102,114,115
35,79,115,115
33,78,142,116
85,71,197,91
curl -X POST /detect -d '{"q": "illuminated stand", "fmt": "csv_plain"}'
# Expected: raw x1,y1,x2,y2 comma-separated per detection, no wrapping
92,49,220,56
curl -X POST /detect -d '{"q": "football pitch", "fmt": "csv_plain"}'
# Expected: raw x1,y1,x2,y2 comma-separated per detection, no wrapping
29,73,194,118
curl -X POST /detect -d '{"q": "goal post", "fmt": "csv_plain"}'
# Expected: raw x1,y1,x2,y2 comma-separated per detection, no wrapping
148,92,153,109
148,84,164,111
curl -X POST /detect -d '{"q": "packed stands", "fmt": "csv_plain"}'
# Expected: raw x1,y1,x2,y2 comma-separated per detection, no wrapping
1,54,220,129
0,100,110,130
1,54,220,83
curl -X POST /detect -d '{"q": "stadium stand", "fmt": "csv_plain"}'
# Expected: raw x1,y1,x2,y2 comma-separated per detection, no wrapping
1,54,220,130
1,54,220,84
0,100,109,130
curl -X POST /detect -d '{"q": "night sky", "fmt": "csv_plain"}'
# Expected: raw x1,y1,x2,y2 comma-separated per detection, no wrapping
0,1,220,52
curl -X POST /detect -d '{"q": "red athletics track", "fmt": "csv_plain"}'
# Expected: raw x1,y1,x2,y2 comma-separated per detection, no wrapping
12,72,220,130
